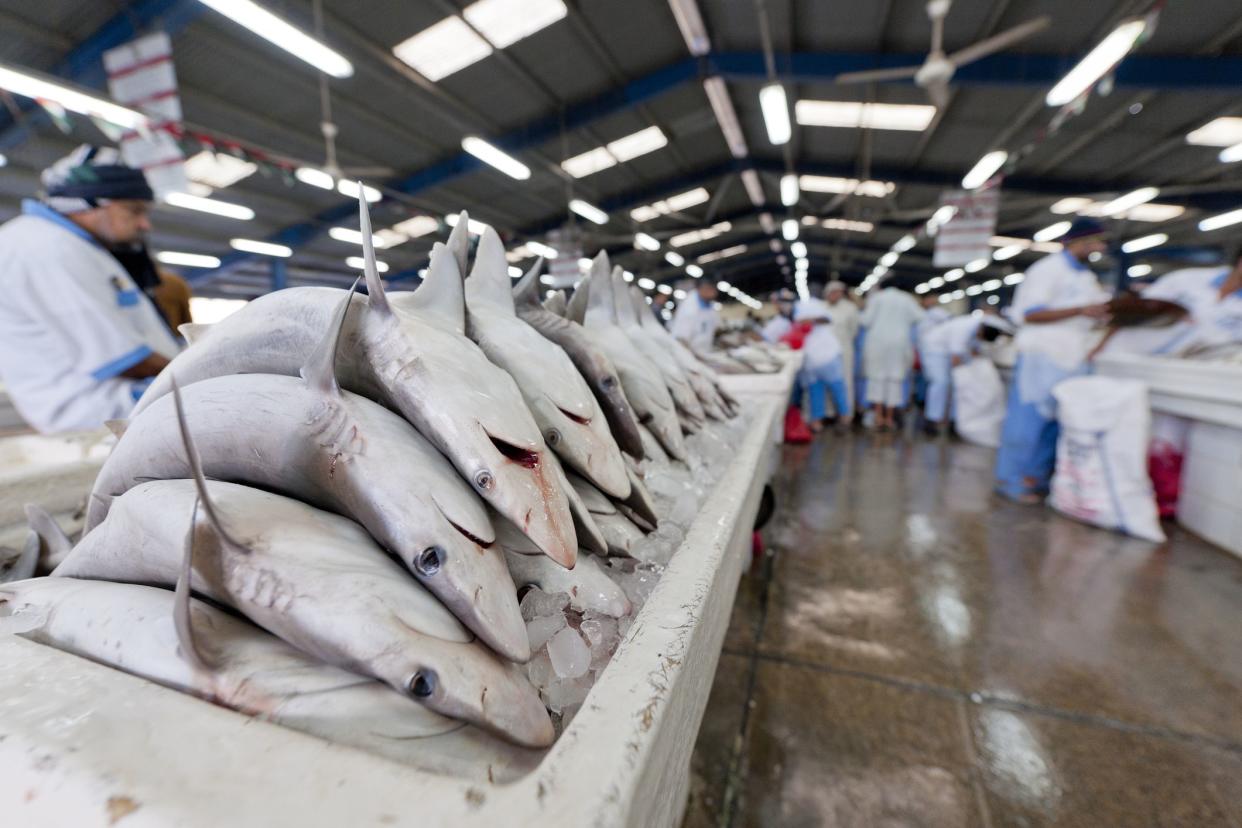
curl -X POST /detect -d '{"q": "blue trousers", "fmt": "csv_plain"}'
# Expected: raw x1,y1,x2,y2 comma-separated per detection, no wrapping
922,350,952,423
797,359,850,421
994,358,1060,498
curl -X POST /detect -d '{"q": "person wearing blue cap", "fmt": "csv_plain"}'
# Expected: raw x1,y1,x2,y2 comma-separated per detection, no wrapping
994,217,1111,502
0,145,180,433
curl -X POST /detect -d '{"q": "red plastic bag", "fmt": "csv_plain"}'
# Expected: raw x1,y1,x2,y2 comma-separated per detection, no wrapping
1148,440,1183,519
781,321,812,351
784,404,813,444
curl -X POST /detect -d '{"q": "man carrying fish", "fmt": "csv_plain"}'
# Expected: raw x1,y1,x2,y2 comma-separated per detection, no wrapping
0,145,181,433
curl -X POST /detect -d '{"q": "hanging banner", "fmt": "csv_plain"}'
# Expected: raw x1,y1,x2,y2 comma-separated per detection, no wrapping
103,32,187,197
933,188,1000,268
546,227,585,290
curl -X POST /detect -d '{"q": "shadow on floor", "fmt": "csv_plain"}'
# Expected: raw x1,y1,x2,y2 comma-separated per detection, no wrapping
686,430,1242,828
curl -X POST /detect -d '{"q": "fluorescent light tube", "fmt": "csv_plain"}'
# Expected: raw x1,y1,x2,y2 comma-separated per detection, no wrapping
822,218,874,232
329,226,387,247
759,84,791,145
664,251,685,267
893,235,916,253
163,192,254,220
794,258,809,271
1220,142,1242,163
943,269,963,282
790,241,807,259
915,284,930,294
184,151,257,189
156,251,220,268
658,284,673,295
229,238,291,257
0,61,147,129
346,256,388,273
462,136,530,180
1046,18,1147,107
879,251,899,267
637,277,656,290
295,166,335,190
527,240,559,258
569,199,609,225
780,174,799,207
1121,233,1166,253
702,77,747,158
685,264,703,277
607,126,667,162
393,16,492,81
337,180,382,203
698,244,747,263
561,146,617,178
509,265,522,278
966,284,983,296
393,215,439,237
668,0,711,56
1200,208,1242,232
981,279,1002,291
1034,221,1072,242
462,0,566,48
1186,117,1242,147
964,257,988,273
993,244,1027,261
196,0,353,78
798,175,894,197
1127,264,1152,277
928,277,945,288
1099,187,1158,216
1004,272,1026,285
444,213,490,235
795,100,936,131
634,232,661,251
962,150,1008,190
781,219,798,241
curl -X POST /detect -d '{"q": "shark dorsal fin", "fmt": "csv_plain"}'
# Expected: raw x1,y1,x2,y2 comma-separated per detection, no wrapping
630,286,655,327
512,257,544,308
584,252,616,325
409,242,466,333
447,211,470,278
611,267,639,326
544,290,568,317
357,191,390,316
23,504,71,570
566,278,589,324
174,497,212,673
169,375,248,555
103,419,127,439
465,227,515,313
300,278,359,395
178,322,212,345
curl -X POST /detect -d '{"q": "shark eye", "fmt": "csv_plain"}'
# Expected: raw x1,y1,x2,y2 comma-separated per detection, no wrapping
601,375,617,390
416,546,443,576
544,428,561,447
474,470,494,491
409,670,437,698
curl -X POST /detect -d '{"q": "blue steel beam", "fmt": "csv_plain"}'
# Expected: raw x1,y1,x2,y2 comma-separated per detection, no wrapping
0,0,205,148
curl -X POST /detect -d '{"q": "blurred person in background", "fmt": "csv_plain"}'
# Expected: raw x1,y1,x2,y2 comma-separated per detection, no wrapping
995,218,1110,502
670,278,719,351
860,284,924,431
823,280,860,420
921,311,1014,435
761,289,795,343
0,145,180,433
792,300,850,435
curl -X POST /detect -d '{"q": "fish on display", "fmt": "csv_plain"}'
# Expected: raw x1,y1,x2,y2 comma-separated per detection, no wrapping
0,529,38,583
608,267,707,429
85,286,530,663
493,513,630,619
542,289,569,317
625,286,734,419
461,228,630,503
563,471,650,559
573,254,688,461
54,392,552,742
511,260,645,460
131,199,576,569
0,576,554,753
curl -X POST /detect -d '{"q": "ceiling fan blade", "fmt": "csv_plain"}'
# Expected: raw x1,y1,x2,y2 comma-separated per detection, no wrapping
341,166,396,176
947,15,1050,67
835,65,922,85
927,81,951,110
930,12,945,56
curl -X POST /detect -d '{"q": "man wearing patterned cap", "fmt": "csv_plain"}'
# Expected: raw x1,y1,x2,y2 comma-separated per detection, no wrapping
0,144,180,432
995,217,1111,502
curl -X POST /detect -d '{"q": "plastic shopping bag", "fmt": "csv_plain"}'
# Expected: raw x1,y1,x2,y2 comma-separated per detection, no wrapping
951,357,1005,448
1147,413,1189,519
784,404,813,444
1049,377,1165,542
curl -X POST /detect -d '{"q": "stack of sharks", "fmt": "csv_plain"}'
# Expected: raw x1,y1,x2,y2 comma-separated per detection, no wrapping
1,191,743,766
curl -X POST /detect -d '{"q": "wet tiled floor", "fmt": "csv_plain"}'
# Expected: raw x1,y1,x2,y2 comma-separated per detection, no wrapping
687,431,1242,827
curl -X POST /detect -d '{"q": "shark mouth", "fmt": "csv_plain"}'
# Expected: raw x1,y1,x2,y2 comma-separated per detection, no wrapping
488,433,540,469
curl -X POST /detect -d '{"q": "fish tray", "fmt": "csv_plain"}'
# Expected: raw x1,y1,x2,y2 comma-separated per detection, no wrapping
0,391,789,827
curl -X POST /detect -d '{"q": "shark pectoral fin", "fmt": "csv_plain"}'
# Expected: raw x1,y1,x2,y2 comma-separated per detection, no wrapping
178,322,212,345
299,278,359,396
103,419,128,439
174,499,212,673
356,193,391,315
24,504,72,571
170,377,250,555
512,257,545,308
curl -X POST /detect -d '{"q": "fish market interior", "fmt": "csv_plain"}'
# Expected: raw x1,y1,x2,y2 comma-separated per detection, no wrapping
1,0,1241,825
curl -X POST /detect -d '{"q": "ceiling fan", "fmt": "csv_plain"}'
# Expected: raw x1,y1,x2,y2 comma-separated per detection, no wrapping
835,0,1051,109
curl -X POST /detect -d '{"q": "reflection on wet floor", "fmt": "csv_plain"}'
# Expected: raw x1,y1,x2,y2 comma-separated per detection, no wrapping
687,431,1242,828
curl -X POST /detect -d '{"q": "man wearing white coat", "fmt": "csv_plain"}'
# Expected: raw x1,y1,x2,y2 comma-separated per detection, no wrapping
995,218,1111,502
922,311,1014,433
669,278,720,352
860,285,924,430
823,281,860,419
0,145,180,433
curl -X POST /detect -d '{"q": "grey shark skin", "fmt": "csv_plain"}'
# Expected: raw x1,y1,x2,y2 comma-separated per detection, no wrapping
576,253,688,461
0,577,554,751
86,290,529,662
563,470,652,557
543,290,568,317
55,478,551,740
609,269,706,427
462,228,630,501
132,202,577,569
512,260,646,460
627,287,729,420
